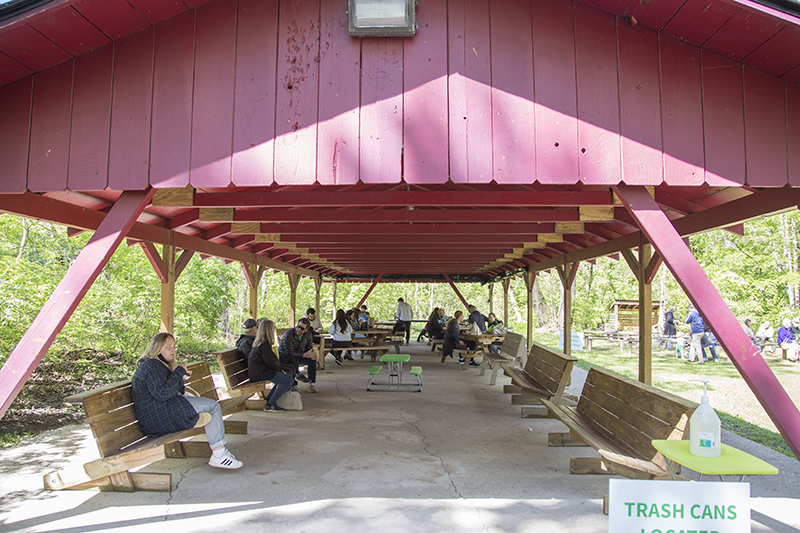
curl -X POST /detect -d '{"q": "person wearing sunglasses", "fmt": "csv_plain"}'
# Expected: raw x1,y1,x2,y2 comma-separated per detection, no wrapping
278,317,319,393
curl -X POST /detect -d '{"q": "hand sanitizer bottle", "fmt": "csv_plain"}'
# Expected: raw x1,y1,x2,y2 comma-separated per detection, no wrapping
689,378,721,457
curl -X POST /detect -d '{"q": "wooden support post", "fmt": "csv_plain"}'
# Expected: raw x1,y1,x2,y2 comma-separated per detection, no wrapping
332,280,337,320
556,264,578,356
160,244,175,334
286,272,299,326
356,274,384,309
314,277,322,316
488,283,494,315
0,189,155,418
240,262,265,320
638,240,653,384
524,270,536,351
502,278,511,326
614,184,800,460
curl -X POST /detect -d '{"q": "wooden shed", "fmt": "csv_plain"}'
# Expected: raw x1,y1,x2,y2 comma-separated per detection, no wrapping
609,300,660,331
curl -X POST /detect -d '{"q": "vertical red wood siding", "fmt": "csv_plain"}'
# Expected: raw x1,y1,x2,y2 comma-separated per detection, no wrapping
744,67,788,187
702,50,746,186
108,28,154,191
27,61,73,193
0,77,32,193
447,0,492,184
360,38,403,183
618,23,663,185
190,0,236,187
231,0,278,186
317,0,360,185
490,0,535,183
660,36,704,186
274,1,320,185
150,11,195,188
532,0,579,185
788,83,800,186
3,0,800,191
574,6,620,185
68,43,113,192
403,0,449,184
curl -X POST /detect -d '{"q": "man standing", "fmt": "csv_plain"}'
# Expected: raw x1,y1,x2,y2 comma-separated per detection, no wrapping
278,318,319,393
393,297,414,345
685,303,705,364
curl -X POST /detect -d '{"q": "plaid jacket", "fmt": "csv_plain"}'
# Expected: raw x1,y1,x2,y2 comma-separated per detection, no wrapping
131,358,198,437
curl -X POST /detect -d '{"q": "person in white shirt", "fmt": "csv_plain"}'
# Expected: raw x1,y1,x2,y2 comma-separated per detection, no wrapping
328,309,353,365
393,297,414,345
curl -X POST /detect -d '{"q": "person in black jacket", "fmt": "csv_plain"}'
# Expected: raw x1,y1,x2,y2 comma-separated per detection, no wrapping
426,307,445,340
442,311,468,359
663,305,677,350
278,317,319,392
249,319,294,411
235,318,257,368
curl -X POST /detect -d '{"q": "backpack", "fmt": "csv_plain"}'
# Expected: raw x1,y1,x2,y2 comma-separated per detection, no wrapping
492,324,508,335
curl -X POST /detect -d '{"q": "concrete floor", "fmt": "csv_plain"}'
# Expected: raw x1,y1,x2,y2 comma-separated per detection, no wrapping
1,342,798,533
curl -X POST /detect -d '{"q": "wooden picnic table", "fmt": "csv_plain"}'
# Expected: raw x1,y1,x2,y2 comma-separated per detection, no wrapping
462,332,505,352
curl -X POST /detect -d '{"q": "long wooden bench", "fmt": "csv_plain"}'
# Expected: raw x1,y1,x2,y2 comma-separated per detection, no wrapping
43,361,248,493
214,348,274,409
343,343,397,362
500,342,577,417
480,331,527,385
542,366,697,480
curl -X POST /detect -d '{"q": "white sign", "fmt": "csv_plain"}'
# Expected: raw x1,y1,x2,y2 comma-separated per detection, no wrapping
608,479,750,533
558,331,584,351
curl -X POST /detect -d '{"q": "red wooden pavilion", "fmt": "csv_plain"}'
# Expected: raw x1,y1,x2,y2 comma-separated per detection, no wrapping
1,0,799,458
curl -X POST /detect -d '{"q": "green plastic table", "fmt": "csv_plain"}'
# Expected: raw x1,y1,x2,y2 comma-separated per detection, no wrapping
652,439,778,481
376,353,412,391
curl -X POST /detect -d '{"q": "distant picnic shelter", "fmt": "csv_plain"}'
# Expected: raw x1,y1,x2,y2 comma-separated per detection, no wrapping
0,0,799,459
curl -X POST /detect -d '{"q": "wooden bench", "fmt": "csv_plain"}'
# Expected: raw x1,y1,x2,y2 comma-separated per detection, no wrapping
439,347,482,369
214,348,274,409
480,331,527,385
429,338,444,352
500,342,577,417
344,343,397,362
43,361,248,493
542,366,697,480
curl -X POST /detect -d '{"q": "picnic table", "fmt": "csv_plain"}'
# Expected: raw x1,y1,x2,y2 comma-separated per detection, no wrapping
366,354,422,392
462,332,505,353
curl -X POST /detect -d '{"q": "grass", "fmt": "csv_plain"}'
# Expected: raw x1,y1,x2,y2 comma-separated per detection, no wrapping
534,331,800,458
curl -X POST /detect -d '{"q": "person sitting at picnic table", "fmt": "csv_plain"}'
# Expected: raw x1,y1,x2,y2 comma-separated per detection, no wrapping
132,332,243,470
426,307,445,340
329,309,354,364
743,319,758,350
278,317,319,392
777,319,799,362
685,303,705,364
235,318,257,369
442,310,467,359
663,305,677,350
347,308,366,340
304,307,323,344
249,319,295,410
486,313,503,332
467,305,488,332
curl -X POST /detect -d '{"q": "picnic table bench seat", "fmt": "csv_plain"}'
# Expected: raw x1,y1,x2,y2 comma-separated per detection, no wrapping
214,348,275,408
542,367,697,480
43,361,247,493
499,342,577,417
343,343,399,361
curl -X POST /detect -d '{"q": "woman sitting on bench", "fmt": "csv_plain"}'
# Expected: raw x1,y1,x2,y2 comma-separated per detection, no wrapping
250,319,296,408
426,307,445,340
132,332,243,470
443,311,477,364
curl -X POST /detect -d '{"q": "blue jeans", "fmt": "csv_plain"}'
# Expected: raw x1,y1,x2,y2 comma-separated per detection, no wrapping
185,395,226,449
297,356,317,383
265,371,294,405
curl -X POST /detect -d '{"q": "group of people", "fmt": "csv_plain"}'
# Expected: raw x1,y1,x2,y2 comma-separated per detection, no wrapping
436,305,503,365
664,303,800,364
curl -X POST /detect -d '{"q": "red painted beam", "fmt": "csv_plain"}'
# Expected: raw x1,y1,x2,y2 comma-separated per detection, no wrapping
443,274,470,308
0,188,155,418
245,222,558,235
230,207,585,223
193,190,613,208
613,184,800,460
356,273,383,308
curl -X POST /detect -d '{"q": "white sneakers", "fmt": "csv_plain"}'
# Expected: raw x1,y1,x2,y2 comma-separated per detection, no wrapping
307,384,317,393
208,449,243,469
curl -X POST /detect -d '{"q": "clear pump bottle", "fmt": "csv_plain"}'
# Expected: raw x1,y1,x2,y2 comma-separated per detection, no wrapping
689,378,721,457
